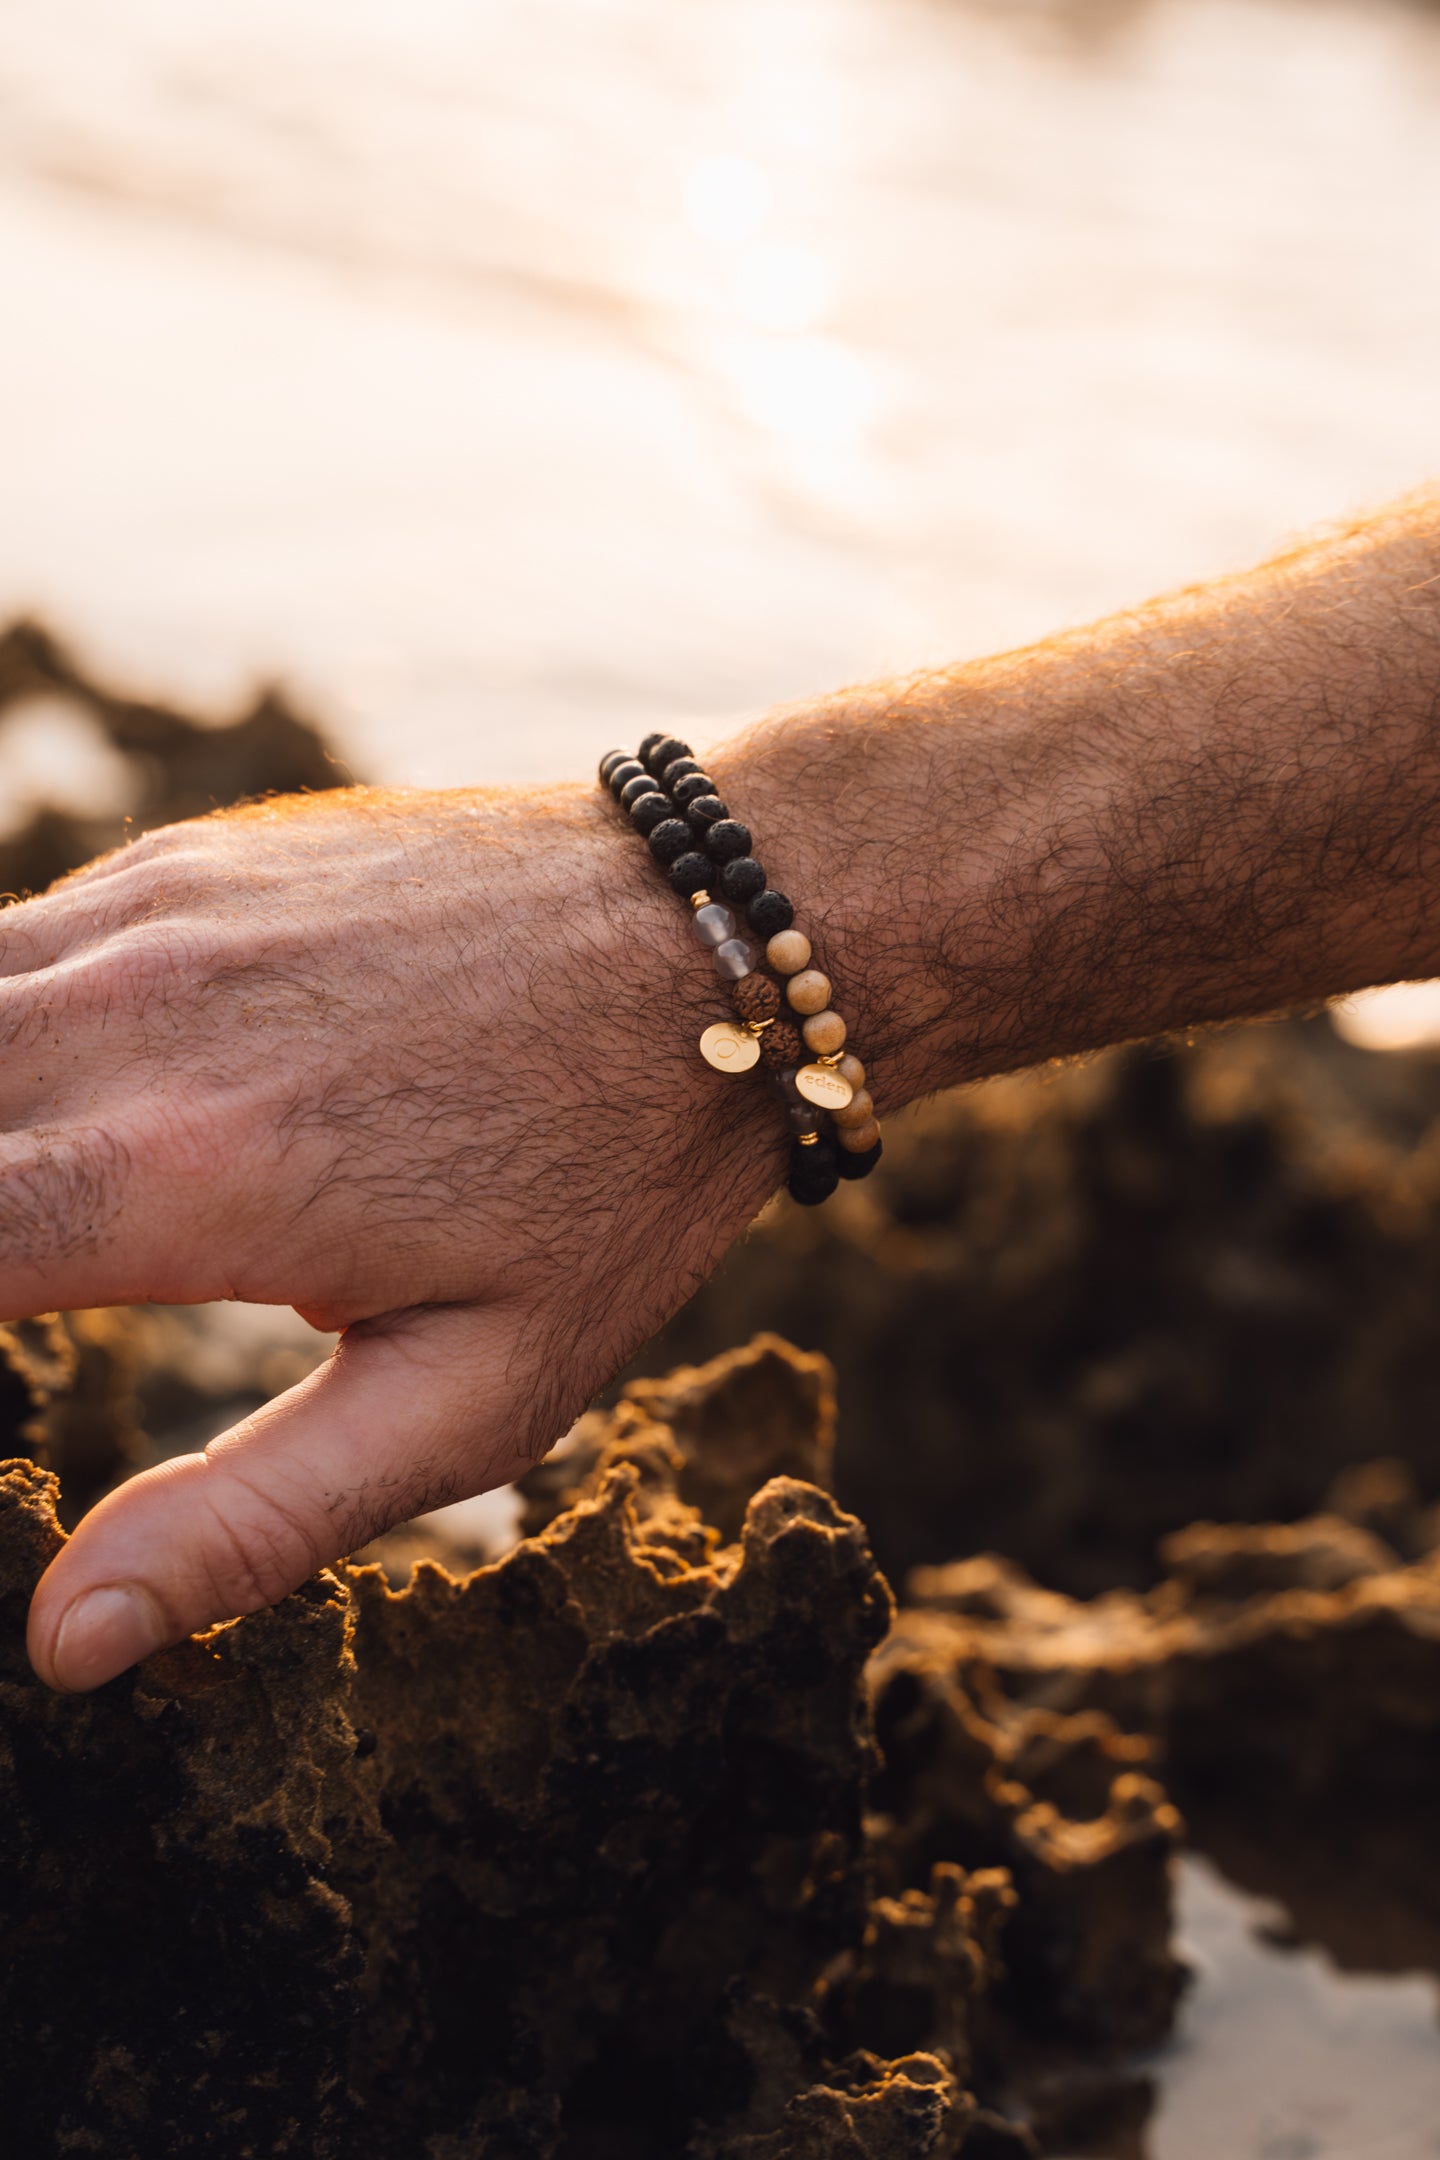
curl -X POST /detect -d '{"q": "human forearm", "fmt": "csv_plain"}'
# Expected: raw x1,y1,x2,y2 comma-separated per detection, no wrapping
715,493,1440,1107
18,491,1440,1693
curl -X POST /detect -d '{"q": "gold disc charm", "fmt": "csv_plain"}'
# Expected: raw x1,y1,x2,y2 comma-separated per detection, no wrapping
700,1021,761,1075
796,1062,855,1109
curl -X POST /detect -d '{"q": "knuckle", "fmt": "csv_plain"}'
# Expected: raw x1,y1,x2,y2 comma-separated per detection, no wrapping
73,919,208,1010
0,1124,127,1267
196,1463,326,1616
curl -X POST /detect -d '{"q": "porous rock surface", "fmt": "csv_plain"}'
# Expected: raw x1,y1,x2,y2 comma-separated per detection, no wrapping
899,1497,1440,1978
7,1336,1160,2159
638,1021,1440,1594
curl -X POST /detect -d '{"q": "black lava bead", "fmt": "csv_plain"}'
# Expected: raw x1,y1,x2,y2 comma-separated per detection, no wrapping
668,851,713,898
608,758,646,797
835,1138,883,1181
746,889,794,937
629,791,672,836
648,817,694,866
685,793,727,830
704,819,752,864
718,855,766,903
598,747,629,787
673,771,716,808
660,756,703,792
620,772,661,810
638,731,669,765
787,1139,840,1207
644,734,692,776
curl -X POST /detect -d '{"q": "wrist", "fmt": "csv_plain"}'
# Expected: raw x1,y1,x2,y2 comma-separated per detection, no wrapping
706,685,1029,1111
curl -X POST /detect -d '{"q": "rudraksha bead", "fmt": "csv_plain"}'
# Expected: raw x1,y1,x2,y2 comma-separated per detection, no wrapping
648,818,695,866
746,889,793,938
730,974,780,1026
704,819,752,864
759,1020,805,1068
718,855,766,904
629,791,672,836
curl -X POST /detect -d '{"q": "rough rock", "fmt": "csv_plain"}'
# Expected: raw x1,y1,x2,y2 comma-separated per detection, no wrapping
900,1506,1440,1977
0,616,340,900
0,1331,1184,2157
518,1332,835,1546
635,1023,1440,1595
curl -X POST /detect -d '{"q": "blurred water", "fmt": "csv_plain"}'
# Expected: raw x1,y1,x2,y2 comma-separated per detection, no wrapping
1,0,1439,786
1151,1861,1440,2160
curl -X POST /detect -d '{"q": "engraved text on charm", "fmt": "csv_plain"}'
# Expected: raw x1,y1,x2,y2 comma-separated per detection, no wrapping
700,1021,761,1074
796,1062,855,1109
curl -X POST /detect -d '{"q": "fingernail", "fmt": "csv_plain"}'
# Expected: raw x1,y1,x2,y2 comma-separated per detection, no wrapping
50,1585,165,1692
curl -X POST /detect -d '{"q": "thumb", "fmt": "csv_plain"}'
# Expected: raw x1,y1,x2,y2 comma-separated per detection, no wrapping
26,1303,543,1692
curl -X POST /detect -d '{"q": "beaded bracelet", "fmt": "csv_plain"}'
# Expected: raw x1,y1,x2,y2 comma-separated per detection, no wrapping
598,733,882,1206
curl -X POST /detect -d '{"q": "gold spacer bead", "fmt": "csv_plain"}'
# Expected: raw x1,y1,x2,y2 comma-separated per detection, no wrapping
689,889,713,910
797,1130,820,1147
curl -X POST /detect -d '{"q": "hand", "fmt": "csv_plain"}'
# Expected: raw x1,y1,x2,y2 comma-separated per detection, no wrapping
7,785,781,1690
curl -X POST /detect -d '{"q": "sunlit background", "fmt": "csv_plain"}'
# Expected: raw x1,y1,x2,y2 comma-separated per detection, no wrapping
8,0,1440,1037
7,5,1440,2140
1,0,1438,762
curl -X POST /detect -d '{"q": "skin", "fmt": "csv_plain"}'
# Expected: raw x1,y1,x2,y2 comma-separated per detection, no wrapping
10,490,1440,1691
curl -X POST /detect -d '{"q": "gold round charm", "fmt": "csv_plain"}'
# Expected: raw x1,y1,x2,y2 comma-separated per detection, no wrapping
700,1021,761,1075
795,1062,855,1109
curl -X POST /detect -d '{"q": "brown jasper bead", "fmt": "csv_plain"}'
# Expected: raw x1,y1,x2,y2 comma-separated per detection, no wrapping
785,968,831,1016
766,929,811,976
759,1019,805,1068
838,1117,882,1154
802,1008,846,1056
836,1051,866,1091
730,973,781,1025
832,1087,875,1130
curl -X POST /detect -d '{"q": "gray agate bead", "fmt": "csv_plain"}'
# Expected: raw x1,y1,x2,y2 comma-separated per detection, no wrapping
714,938,756,980
692,902,737,948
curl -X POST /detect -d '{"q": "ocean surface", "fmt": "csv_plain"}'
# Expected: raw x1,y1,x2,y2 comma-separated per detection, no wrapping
2,0,1440,792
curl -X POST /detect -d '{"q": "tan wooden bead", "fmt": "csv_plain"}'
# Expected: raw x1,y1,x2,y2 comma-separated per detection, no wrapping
836,1052,866,1091
802,1009,847,1056
785,968,832,1016
838,1117,881,1154
766,929,812,976
832,1086,874,1130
